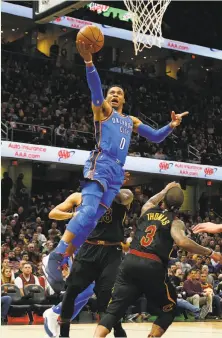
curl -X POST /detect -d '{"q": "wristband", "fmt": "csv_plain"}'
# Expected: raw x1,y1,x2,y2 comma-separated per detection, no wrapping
84,60,93,64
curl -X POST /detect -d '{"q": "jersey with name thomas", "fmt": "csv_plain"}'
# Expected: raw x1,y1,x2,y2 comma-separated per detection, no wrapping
130,206,175,265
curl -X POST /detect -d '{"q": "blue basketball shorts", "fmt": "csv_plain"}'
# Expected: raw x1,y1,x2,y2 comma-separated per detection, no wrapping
83,151,125,208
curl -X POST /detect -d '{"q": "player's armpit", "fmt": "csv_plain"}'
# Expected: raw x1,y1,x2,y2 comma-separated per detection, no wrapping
130,116,142,133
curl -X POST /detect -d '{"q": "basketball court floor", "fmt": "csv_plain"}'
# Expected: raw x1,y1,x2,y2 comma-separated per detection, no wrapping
1,322,222,338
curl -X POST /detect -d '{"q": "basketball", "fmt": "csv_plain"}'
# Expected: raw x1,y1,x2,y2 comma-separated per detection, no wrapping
76,25,104,53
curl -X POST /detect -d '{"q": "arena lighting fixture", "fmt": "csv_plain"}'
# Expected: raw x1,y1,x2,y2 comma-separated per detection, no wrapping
12,28,15,31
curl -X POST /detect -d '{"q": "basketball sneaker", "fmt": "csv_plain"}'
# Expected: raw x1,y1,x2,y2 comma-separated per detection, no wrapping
42,254,65,294
43,308,59,338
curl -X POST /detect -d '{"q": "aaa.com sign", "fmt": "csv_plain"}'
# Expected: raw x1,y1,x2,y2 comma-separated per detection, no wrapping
167,40,190,52
2,142,49,161
158,161,221,180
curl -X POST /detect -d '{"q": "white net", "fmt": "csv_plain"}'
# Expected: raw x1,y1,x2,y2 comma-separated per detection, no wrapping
123,0,171,55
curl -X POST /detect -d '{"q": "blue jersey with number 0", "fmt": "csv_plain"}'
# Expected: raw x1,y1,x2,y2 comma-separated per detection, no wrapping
94,110,133,165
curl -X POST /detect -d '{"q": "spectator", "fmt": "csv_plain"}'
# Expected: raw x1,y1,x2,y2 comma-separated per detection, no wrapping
200,273,222,319
21,252,29,262
1,172,13,210
48,221,61,238
126,231,135,245
193,256,203,270
36,226,47,245
14,260,26,278
183,270,211,318
42,240,54,254
8,251,17,262
201,265,214,286
1,295,12,324
180,255,192,273
1,267,15,284
171,269,201,319
1,258,10,269
13,247,22,261
15,173,26,199
14,262,40,296
205,256,215,274
170,268,184,287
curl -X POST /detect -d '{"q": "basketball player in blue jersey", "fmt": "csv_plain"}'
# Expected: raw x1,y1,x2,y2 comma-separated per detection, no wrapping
46,40,188,284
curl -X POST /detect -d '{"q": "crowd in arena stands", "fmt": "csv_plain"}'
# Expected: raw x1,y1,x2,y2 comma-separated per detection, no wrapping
1,172,222,324
1,50,222,165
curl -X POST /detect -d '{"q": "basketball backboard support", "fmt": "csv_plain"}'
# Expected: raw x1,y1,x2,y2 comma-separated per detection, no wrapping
33,0,90,24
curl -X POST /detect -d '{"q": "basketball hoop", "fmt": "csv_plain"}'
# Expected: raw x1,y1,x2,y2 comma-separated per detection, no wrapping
123,0,171,55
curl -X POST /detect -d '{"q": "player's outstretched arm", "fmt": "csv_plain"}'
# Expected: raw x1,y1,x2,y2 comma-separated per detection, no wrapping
140,182,181,216
171,219,221,262
131,111,189,143
49,193,82,220
76,41,112,120
192,222,222,234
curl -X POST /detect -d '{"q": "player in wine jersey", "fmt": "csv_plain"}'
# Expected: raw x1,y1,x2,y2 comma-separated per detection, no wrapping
94,182,222,338
46,40,189,284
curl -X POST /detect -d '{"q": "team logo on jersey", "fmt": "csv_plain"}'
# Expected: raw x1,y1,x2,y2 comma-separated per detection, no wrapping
204,167,217,177
58,149,75,161
159,162,173,172
99,208,113,224
163,303,174,312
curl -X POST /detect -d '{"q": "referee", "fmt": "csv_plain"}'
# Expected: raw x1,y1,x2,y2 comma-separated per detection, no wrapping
57,189,133,338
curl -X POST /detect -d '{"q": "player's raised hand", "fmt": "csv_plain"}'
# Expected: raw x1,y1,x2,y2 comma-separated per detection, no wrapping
192,222,222,234
76,40,94,63
170,111,189,128
165,181,181,192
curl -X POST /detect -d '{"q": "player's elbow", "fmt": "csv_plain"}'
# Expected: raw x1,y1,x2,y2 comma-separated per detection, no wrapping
48,210,55,219
174,238,188,249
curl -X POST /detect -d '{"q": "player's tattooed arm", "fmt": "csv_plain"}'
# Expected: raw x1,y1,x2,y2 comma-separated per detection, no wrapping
171,220,221,261
141,182,180,216
49,193,82,220
115,189,133,208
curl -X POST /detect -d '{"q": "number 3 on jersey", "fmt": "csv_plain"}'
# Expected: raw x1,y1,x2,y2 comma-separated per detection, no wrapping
140,225,157,247
119,137,126,150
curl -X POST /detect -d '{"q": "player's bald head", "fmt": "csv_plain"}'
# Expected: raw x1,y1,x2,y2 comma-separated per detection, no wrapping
163,187,184,211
